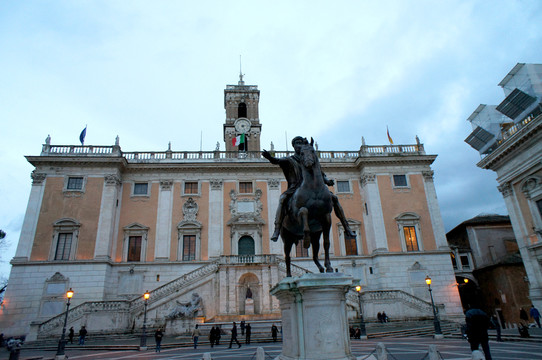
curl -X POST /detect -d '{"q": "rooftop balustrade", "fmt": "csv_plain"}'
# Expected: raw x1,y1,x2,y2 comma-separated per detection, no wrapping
39,143,426,163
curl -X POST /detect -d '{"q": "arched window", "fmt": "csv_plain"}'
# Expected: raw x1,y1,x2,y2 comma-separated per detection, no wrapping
238,102,247,118
395,212,422,252
238,236,255,256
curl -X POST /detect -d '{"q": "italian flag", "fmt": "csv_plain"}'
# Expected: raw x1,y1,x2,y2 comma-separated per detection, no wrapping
232,133,245,147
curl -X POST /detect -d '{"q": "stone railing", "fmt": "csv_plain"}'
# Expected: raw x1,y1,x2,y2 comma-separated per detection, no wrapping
363,290,434,313
130,260,220,311
219,254,278,265
38,300,129,335
39,144,426,163
276,259,313,277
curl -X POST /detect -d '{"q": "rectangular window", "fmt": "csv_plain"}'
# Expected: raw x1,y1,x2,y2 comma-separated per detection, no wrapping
537,199,542,218
133,183,148,195
127,236,142,262
451,253,458,270
393,175,408,187
296,244,309,257
403,226,419,251
183,235,196,261
67,177,83,190
337,181,350,193
184,182,198,194
345,234,358,255
460,254,470,269
239,182,253,194
54,233,72,260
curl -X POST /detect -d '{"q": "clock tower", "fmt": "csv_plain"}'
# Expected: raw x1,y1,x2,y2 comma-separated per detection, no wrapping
223,73,262,152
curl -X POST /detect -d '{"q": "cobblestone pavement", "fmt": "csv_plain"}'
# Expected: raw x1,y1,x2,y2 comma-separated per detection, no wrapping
3,337,542,360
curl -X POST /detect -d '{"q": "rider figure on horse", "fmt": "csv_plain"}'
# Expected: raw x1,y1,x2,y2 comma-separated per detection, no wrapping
262,136,356,242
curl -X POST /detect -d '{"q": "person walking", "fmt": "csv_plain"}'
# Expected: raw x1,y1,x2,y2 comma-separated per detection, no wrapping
78,326,87,345
245,323,251,344
240,320,246,336
520,307,529,324
192,324,201,349
530,305,541,328
215,326,221,345
68,327,74,344
228,322,241,348
154,328,163,353
490,316,502,342
377,312,383,323
209,326,216,348
271,324,278,342
382,311,388,323
465,306,492,360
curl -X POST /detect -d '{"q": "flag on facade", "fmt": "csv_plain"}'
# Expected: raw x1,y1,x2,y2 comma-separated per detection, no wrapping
232,133,245,147
79,126,87,145
387,126,393,145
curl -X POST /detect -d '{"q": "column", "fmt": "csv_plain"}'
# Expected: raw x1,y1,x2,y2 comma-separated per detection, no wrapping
13,171,46,262
94,174,121,260
361,173,388,253
154,180,174,261
208,179,224,258
422,170,449,250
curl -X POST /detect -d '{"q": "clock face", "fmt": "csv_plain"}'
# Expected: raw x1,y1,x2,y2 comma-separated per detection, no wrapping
235,118,251,133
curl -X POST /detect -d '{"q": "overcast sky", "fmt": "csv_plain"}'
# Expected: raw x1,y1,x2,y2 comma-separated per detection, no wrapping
1,1,541,277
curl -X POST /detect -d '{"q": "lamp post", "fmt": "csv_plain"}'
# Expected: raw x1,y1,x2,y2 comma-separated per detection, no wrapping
355,285,367,339
425,277,443,338
139,290,150,350
56,288,74,357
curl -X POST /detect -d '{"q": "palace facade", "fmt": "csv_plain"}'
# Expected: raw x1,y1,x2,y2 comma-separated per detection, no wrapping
0,76,462,338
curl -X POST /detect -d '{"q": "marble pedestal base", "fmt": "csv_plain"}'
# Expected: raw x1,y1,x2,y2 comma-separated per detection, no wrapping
245,299,255,314
270,273,356,360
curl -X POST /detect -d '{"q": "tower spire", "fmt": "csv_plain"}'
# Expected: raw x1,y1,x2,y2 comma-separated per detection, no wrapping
239,55,245,85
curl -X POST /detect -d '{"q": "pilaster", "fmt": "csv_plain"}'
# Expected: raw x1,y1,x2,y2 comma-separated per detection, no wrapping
94,174,121,260
14,171,46,261
208,179,224,258
422,170,449,250
154,180,174,261
360,173,388,253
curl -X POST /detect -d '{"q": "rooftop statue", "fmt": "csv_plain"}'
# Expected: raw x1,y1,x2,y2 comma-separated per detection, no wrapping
263,137,356,277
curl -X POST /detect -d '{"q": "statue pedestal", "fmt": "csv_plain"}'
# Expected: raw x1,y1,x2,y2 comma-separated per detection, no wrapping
270,273,356,360
245,298,255,314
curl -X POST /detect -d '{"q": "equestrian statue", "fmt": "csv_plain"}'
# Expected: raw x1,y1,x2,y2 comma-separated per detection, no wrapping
262,136,356,277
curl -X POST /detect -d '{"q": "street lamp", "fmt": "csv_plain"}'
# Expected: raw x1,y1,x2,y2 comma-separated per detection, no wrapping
56,288,74,356
139,290,150,350
425,277,443,338
354,285,367,339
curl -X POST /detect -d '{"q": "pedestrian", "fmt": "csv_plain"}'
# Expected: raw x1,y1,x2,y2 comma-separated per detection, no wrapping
490,316,502,342
465,306,492,360
154,328,163,353
215,326,221,345
78,325,87,345
349,326,354,338
240,320,246,335
209,326,215,347
377,312,383,323
228,322,241,348
520,307,529,324
530,305,541,328
245,323,251,344
271,323,278,342
354,327,361,339
382,311,388,323
68,327,74,344
192,324,201,349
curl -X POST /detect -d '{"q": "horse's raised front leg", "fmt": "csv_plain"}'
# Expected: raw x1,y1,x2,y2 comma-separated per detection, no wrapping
283,237,294,277
298,207,311,248
311,232,324,273
322,214,334,273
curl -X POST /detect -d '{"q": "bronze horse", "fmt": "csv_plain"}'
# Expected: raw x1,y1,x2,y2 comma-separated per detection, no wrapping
280,139,334,277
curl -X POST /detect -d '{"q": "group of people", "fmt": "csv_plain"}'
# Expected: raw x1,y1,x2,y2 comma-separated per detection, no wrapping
377,312,388,323
463,304,541,360
152,322,281,352
349,326,363,339
67,326,87,345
